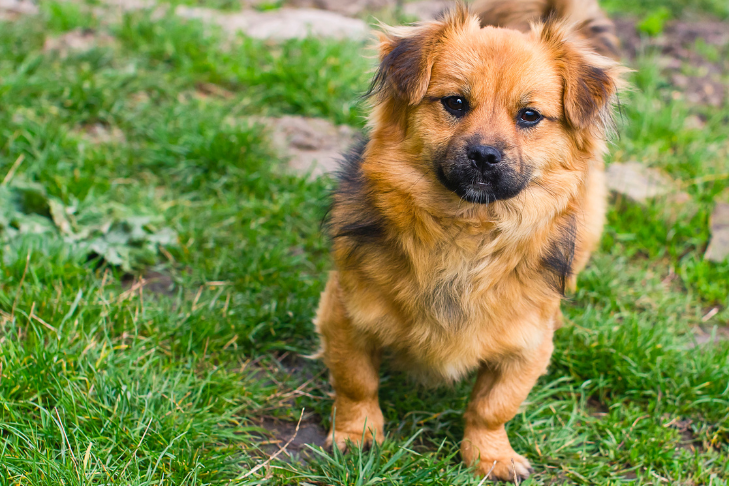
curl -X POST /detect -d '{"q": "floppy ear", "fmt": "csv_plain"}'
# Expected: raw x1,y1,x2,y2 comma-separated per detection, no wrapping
539,20,624,131
369,4,476,106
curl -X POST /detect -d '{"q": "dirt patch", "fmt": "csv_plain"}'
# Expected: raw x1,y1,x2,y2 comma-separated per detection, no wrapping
257,416,328,456
614,18,729,106
663,417,704,453
122,270,176,297
587,396,609,417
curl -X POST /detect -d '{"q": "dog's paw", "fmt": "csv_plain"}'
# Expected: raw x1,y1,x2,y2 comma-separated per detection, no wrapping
325,425,383,452
474,453,533,482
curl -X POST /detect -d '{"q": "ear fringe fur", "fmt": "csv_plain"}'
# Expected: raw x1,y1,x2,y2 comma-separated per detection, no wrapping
534,18,628,140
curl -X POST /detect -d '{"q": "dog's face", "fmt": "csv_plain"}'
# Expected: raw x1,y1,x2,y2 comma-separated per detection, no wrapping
370,6,621,206
422,29,562,204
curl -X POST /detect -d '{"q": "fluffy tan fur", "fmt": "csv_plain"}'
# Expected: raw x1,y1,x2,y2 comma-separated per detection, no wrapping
314,2,625,481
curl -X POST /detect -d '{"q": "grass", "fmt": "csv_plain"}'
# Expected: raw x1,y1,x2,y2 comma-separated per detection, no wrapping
0,1,727,485
602,0,729,20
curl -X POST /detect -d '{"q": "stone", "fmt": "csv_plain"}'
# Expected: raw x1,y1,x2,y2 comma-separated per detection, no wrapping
287,0,396,17
259,115,356,177
175,6,370,41
98,0,157,11
705,189,729,263
0,0,38,15
402,0,451,21
0,0,36,20
606,162,699,224
94,0,168,23
605,162,679,203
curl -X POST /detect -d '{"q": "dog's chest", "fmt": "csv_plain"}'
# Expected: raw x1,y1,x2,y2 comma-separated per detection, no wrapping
411,244,502,326
384,247,544,379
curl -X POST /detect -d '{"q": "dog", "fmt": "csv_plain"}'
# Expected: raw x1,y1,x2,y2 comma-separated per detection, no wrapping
314,1,624,481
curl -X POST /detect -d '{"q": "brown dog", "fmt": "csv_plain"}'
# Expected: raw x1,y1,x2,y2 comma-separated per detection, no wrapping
315,1,624,481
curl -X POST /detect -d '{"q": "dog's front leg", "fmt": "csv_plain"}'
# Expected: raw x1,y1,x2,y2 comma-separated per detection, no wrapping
461,332,554,482
315,272,384,451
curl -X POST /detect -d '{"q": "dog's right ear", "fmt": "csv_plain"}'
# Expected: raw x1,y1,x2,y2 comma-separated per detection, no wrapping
368,4,476,106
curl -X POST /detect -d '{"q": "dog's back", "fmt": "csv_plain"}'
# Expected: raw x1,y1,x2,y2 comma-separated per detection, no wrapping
472,0,620,60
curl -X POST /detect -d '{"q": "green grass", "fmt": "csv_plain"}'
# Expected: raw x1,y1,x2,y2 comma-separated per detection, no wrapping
0,2,728,485
602,0,729,19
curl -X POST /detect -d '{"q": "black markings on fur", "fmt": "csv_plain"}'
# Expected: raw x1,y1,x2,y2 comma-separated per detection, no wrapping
366,35,427,103
569,64,612,128
327,138,387,249
541,217,577,296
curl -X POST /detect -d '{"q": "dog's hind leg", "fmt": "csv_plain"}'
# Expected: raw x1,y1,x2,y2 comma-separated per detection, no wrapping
461,329,554,482
314,272,384,451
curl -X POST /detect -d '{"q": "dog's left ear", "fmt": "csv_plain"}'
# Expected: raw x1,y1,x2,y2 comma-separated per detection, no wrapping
538,21,624,131
369,4,478,106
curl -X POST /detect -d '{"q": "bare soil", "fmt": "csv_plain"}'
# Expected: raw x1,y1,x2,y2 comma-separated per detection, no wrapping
615,18,729,106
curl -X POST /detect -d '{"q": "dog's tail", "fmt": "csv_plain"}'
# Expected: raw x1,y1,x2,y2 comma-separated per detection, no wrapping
471,0,620,60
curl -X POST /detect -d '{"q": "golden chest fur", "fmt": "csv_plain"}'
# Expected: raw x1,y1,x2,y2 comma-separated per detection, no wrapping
336,223,561,382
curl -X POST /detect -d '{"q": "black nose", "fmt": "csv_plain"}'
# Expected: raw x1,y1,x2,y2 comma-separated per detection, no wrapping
467,145,502,172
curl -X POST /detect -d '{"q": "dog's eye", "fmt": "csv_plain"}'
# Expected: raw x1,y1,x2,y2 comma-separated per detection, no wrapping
517,109,543,127
442,96,468,117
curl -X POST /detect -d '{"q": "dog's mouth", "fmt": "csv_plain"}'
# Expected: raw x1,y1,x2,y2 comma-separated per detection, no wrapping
434,160,530,205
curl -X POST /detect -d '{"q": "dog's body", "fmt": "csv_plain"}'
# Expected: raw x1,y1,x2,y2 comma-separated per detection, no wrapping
315,1,624,481
473,0,621,60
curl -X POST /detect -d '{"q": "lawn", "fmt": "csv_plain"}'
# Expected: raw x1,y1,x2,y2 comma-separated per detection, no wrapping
0,0,727,484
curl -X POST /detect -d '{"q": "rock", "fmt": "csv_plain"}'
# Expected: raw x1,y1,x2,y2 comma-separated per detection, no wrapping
43,29,116,57
606,162,699,223
94,0,168,23
97,0,157,11
606,162,679,203
287,0,396,17
402,0,451,21
0,0,37,15
175,6,370,41
259,115,356,177
705,189,729,263
0,0,36,20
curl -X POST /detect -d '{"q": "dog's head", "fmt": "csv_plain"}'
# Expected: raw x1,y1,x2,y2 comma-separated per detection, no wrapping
368,3,624,206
